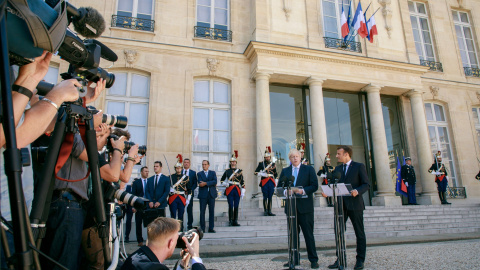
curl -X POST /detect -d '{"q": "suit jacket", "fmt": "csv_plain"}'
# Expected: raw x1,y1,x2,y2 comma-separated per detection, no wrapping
401,164,416,185
184,169,198,195
196,170,217,199
145,174,170,208
278,164,318,214
125,184,133,213
132,177,147,198
121,245,206,270
333,161,370,211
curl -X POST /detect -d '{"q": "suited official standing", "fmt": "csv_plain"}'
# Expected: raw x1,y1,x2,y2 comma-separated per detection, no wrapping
131,166,149,246
183,158,198,230
278,149,319,269
401,157,418,205
146,161,170,219
325,146,370,270
197,160,217,233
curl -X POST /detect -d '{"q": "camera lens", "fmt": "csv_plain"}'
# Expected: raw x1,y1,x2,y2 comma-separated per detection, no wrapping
124,141,135,152
138,145,147,156
105,72,115,88
102,114,128,129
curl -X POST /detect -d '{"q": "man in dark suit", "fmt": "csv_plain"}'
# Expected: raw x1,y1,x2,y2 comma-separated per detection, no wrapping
278,149,319,269
146,161,170,220
183,158,198,230
121,217,206,270
325,145,370,270
132,166,149,246
197,160,217,233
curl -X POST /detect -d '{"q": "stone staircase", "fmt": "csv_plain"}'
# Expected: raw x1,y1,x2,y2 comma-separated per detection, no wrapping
201,205,480,245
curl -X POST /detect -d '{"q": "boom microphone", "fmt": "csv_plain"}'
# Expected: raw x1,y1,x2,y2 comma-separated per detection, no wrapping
87,39,118,62
69,5,106,38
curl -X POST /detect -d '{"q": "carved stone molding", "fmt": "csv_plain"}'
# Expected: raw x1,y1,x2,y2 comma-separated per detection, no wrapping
378,0,393,38
283,0,291,21
124,49,138,68
206,58,220,76
457,0,464,8
430,86,439,99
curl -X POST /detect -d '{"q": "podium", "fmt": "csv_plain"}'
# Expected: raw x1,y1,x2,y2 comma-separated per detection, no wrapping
321,184,352,270
276,187,307,269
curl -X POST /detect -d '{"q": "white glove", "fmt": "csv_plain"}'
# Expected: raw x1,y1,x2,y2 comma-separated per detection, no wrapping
320,174,326,178
275,178,279,186
241,188,245,198
258,172,268,178
222,181,229,187
185,200,190,207
405,182,408,187
170,188,175,193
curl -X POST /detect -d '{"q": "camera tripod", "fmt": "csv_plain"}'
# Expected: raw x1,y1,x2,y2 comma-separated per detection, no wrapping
28,101,111,267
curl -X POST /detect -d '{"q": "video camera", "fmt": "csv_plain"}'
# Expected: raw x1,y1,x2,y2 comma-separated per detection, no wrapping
106,134,147,156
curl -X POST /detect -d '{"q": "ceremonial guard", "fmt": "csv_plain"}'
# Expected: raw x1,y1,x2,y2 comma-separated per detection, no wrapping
221,150,245,226
255,146,278,216
300,143,309,165
168,155,191,230
401,157,418,205
317,153,334,207
476,170,480,180
428,151,451,205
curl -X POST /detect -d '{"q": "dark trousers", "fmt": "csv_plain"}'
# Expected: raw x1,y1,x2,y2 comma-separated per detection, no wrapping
297,211,318,263
227,188,241,208
343,209,366,263
436,179,448,192
407,184,417,204
135,211,144,243
187,197,195,228
199,195,215,231
261,181,275,199
125,208,133,240
40,197,86,270
170,197,186,220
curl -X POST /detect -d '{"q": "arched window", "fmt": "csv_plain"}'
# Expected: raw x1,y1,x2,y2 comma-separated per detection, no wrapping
106,71,150,168
425,103,457,186
192,79,231,175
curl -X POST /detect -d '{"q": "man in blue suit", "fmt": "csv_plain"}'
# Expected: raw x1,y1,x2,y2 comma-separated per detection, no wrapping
197,160,217,233
146,161,170,220
183,158,198,230
131,166,149,246
278,149,319,269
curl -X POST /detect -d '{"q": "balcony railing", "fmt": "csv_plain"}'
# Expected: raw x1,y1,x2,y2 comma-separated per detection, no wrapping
194,26,232,42
446,186,466,199
420,59,443,72
464,66,480,77
111,15,155,32
323,37,362,53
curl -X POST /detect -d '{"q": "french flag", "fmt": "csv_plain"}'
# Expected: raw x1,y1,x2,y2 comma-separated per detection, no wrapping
352,2,369,38
367,15,378,43
341,6,349,38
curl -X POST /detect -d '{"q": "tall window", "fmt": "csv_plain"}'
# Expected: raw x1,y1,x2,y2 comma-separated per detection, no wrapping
322,0,351,39
408,2,436,63
114,0,155,31
106,72,150,168
472,108,480,147
195,0,231,41
425,103,457,186
192,80,231,175
452,10,479,73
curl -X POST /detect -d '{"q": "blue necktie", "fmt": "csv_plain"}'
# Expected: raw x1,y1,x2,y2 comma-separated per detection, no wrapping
293,167,298,186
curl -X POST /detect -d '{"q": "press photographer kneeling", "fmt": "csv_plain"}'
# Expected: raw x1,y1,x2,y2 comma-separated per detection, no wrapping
122,217,206,270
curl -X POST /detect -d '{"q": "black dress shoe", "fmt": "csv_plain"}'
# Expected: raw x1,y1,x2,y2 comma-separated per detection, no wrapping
283,262,299,267
208,229,216,233
328,260,339,269
354,261,364,269
311,261,319,269
124,238,129,243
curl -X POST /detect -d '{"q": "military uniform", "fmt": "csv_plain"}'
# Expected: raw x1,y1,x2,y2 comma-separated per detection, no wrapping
221,152,245,226
255,147,277,216
401,160,417,205
476,171,480,180
428,152,450,204
168,155,191,230
317,164,334,207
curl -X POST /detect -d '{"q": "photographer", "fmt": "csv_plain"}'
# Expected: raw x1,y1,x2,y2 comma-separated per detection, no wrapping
121,217,206,270
1,51,81,148
111,128,144,183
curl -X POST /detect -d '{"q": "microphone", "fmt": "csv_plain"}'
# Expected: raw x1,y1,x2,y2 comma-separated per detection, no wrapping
326,172,333,185
86,39,118,62
69,5,106,38
333,171,342,183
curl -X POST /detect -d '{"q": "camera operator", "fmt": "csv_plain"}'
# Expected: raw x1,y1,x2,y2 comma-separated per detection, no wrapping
121,217,206,270
0,51,82,148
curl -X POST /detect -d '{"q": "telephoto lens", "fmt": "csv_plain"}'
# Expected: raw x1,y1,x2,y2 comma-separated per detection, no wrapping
102,114,128,128
138,145,147,156
176,227,204,249
113,188,148,211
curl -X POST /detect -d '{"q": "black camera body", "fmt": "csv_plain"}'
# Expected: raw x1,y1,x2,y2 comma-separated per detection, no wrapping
176,227,204,249
107,134,147,156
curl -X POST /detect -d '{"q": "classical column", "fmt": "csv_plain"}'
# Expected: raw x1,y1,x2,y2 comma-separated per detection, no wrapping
306,77,328,166
407,90,440,205
255,71,273,157
364,84,402,206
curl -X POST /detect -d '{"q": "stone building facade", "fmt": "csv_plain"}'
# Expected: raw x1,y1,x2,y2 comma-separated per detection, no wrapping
52,0,480,209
